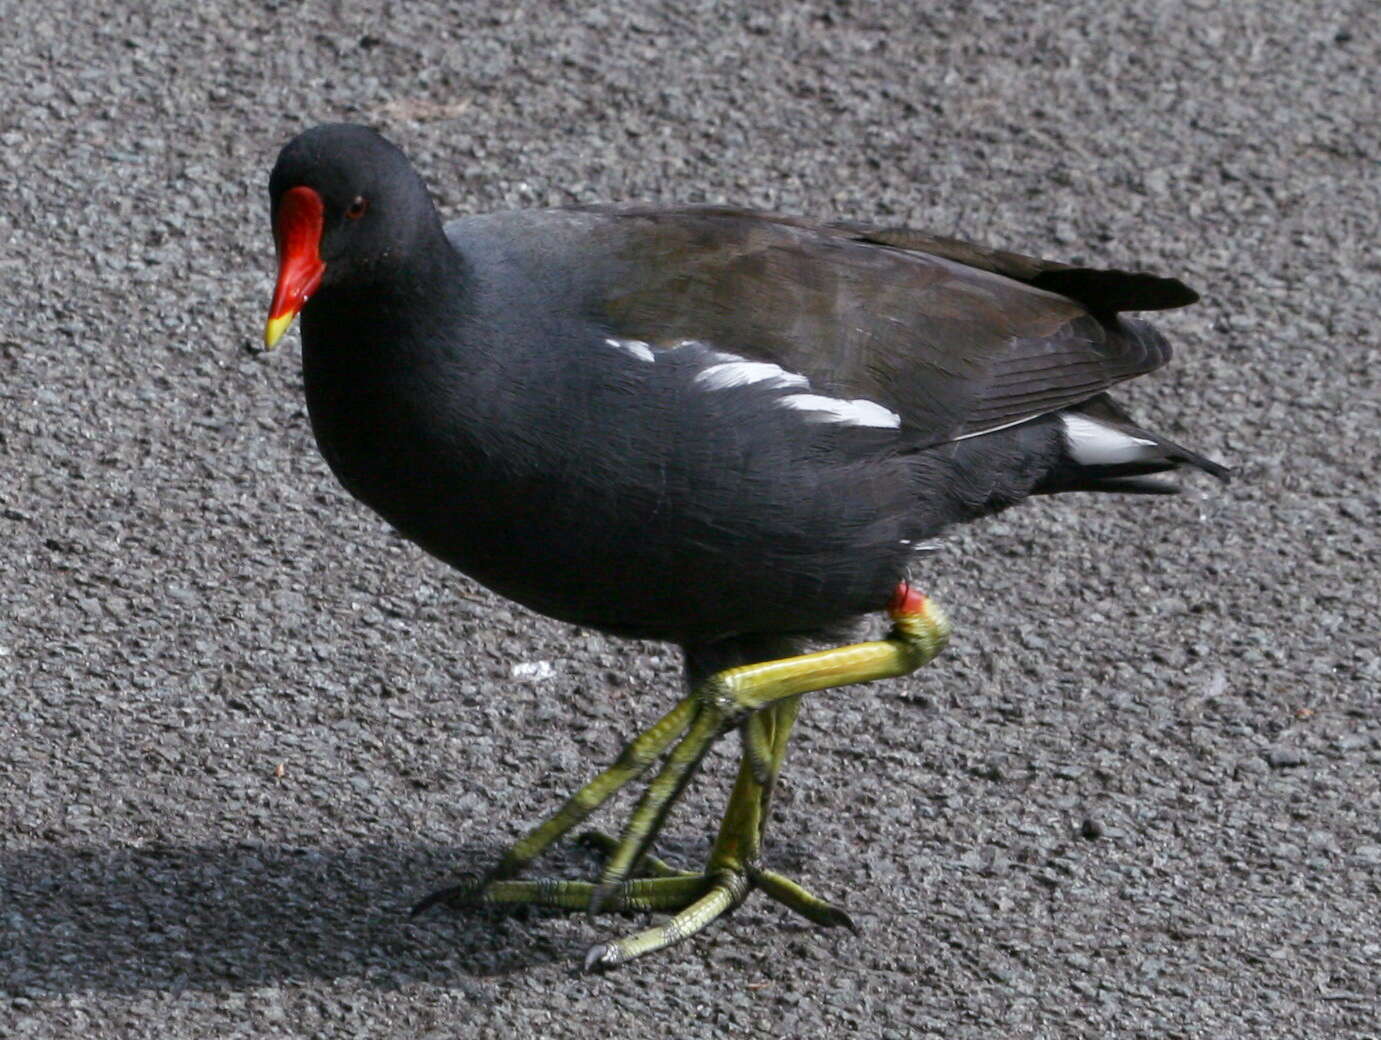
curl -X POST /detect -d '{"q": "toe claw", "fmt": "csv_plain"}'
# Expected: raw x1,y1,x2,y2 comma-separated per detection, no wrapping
828,906,860,934
410,891,445,917
583,942,617,973
410,880,481,917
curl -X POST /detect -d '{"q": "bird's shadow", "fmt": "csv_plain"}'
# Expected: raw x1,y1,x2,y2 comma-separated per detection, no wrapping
0,838,678,996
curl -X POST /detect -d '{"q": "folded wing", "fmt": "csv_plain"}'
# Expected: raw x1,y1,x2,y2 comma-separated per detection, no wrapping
587,206,1197,447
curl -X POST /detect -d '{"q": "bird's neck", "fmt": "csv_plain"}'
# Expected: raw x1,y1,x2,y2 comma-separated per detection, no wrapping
303,231,470,365
296,233,494,505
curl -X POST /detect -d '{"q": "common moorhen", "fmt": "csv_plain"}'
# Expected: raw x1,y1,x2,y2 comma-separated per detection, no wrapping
263,123,1226,969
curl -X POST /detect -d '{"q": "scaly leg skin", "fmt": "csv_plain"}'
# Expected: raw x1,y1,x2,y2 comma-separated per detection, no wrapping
585,695,847,969
413,582,951,969
588,584,950,909
410,697,698,915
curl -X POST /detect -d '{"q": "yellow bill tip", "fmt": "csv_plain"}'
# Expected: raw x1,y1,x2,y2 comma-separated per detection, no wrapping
264,311,296,350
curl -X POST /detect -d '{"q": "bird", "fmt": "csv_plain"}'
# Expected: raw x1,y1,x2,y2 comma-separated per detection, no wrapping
262,122,1227,970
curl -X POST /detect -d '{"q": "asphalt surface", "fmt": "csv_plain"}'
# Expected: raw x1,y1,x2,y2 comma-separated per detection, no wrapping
2,1,1378,1036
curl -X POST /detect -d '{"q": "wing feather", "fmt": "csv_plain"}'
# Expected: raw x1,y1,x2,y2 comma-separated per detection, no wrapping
545,206,1196,444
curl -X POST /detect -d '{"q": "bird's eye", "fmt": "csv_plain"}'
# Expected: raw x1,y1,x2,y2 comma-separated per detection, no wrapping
345,196,368,220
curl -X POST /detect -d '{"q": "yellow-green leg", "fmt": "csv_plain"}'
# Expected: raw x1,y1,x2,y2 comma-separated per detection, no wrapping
411,697,698,916
585,694,850,968
414,584,951,969
587,587,950,904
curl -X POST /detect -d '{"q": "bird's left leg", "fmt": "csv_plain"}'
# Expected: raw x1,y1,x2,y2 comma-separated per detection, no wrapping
737,694,857,927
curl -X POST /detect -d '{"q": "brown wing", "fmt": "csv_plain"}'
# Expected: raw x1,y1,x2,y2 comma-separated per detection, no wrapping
582,205,1196,445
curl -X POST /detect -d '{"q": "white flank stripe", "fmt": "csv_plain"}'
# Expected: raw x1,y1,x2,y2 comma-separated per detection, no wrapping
952,414,1045,441
780,393,902,429
694,360,810,391
672,339,740,364
604,337,655,363
1061,413,1159,465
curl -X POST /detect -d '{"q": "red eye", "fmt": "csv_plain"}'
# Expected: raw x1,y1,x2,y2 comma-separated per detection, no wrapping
346,196,368,220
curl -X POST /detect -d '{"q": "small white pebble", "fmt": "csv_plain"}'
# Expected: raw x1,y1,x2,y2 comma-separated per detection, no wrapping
510,660,556,681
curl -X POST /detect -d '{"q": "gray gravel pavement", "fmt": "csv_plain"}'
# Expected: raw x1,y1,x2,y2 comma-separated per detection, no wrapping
2,1,1378,1036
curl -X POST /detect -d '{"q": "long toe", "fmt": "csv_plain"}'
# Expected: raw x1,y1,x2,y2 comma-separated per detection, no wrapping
750,865,858,932
583,869,752,969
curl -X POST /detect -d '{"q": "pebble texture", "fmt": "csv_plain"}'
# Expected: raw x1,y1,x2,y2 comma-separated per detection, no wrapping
1,1,1378,1037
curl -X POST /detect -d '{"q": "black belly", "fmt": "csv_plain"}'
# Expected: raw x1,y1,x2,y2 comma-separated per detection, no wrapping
315,418,918,644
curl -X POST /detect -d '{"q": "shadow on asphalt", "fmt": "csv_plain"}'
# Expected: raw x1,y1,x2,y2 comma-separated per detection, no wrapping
0,840,668,993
